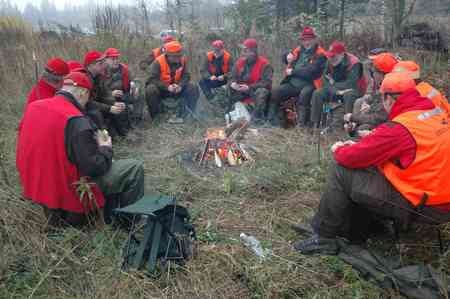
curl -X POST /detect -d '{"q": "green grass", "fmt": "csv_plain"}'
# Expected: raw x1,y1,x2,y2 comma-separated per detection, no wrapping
1,34,449,298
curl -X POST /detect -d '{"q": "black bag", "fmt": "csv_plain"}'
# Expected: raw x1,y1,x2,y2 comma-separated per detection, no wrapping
121,203,196,273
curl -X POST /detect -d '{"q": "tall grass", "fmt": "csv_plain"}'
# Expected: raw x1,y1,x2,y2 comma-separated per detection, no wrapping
0,14,448,298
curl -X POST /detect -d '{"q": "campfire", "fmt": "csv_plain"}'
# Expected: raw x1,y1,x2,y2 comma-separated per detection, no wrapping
196,120,254,168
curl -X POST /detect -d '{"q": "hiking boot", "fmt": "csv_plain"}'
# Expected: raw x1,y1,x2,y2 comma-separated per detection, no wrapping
293,234,340,255
167,117,184,124
291,222,314,236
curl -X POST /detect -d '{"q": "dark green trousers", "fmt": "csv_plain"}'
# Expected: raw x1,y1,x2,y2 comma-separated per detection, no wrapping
270,81,315,125
311,87,360,125
44,159,145,227
311,163,450,242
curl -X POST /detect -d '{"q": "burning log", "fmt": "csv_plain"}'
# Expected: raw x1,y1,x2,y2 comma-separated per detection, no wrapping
196,127,254,168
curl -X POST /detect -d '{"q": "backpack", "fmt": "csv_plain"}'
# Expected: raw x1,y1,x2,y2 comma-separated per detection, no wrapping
119,199,196,273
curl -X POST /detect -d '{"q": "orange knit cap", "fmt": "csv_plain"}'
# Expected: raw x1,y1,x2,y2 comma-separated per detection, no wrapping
164,41,183,54
392,60,421,79
380,72,416,94
371,53,398,74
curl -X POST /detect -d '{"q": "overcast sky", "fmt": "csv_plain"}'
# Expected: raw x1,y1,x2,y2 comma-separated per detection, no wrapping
12,0,162,10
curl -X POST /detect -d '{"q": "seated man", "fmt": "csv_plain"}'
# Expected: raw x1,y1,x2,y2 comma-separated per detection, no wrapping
391,60,449,114
83,50,120,129
270,26,327,126
67,60,85,72
294,73,450,254
23,57,69,112
228,38,273,123
145,41,199,124
16,72,144,227
139,35,175,71
198,40,233,101
19,57,69,131
310,41,365,128
344,52,398,137
102,48,132,136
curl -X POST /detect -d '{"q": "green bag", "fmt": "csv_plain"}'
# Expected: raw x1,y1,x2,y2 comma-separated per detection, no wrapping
117,195,196,273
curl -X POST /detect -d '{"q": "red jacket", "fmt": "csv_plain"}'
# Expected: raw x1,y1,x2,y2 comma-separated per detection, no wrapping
18,79,57,132
334,89,434,169
25,79,57,107
17,95,105,213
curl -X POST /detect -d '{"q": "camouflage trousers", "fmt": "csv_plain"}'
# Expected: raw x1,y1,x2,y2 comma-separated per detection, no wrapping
228,87,270,120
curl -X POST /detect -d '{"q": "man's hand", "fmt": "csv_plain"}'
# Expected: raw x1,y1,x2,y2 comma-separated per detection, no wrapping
168,84,176,93
112,90,123,98
110,102,125,114
357,130,372,137
172,84,182,94
230,82,240,91
286,68,293,76
344,113,352,123
238,84,249,92
331,140,355,153
286,53,295,64
217,75,225,81
210,75,217,81
360,102,371,113
344,122,356,133
95,129,112,147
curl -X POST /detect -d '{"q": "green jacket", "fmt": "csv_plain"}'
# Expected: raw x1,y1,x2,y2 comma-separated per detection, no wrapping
322,53,363,92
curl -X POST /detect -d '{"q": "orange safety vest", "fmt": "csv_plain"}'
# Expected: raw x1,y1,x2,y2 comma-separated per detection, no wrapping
152,47,163,59
416,81,449,115
235,55,270,86
156,54,186,87
207,50,231,75
288,46,327,89
379,107,450,207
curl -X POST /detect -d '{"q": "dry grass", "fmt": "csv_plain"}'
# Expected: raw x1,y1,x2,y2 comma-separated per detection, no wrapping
1,19,449,299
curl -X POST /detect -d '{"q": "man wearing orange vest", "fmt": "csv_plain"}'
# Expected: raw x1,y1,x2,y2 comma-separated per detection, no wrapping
139,35,175,71
344,52,398,136
310,41,365,128
270,26,327,126
294,73,450,255
146,41,199,123
228,38,273,123
199,40,233,101
17,71,144,227
391,60,449,114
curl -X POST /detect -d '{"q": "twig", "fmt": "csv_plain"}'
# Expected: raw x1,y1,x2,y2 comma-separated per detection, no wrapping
28,241,84,298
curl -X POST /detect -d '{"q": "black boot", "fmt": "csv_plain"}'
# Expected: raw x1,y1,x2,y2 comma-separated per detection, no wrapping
267,103,281,127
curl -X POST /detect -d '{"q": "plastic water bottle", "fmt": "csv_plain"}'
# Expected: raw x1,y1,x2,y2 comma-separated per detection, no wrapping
240,233,266,259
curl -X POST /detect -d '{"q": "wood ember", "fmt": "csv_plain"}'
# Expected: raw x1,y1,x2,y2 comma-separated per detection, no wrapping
196,124,253,168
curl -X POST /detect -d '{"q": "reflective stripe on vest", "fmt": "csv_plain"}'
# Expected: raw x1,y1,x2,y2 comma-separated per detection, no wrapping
379,107,450,207
288,46,326,89
207,50,231,75
156,54,186,87
416,82,450,115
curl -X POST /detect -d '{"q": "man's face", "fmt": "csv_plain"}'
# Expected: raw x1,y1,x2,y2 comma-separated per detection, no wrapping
372,69,385,89
329,53,344,66
382,93,395,113
242,47,256,61
91,59,106,76
166,54,182,64
55,79,64,90
105,57,120,70
301,38,317,50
